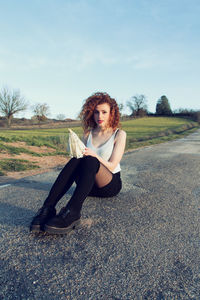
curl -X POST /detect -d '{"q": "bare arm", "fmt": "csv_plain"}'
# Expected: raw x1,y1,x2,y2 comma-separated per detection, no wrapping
84,130,126,172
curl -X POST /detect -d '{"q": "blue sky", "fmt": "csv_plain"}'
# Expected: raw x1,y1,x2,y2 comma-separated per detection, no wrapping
0,0,200,119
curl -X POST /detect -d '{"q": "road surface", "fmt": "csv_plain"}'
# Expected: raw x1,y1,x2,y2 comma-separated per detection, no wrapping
0,130,200,299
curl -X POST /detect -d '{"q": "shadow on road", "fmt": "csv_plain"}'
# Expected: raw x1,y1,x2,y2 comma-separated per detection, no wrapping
0,202,34,227
11,178,76,196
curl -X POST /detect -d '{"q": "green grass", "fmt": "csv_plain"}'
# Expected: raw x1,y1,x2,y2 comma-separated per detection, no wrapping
0,117,198,152
0,158,39,175
0,143,66,157
0,133,68,149
122,117,198,149
0,117,198,151
0,117,199,175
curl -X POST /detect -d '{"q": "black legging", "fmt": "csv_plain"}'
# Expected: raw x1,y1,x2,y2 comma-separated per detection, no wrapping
43,156,122,213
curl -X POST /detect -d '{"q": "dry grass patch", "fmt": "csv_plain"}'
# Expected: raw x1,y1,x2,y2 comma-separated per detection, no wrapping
2,154,69,179
5,141,56,154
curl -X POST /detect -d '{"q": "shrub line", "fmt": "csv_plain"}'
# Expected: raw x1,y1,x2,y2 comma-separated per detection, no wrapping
128,123,198,143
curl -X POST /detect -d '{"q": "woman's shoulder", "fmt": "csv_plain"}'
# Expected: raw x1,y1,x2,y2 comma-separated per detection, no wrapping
116,128,126,137
115,128,126,142
82,131,91,144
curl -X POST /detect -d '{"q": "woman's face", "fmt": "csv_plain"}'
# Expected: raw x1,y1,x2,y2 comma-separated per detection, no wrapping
93,103,111,129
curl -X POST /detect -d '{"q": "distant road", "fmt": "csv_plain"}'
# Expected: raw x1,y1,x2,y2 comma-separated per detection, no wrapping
0,129,200,299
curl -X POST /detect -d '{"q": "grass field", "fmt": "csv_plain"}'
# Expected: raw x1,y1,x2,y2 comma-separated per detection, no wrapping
0,117,199,175
122,117,198,149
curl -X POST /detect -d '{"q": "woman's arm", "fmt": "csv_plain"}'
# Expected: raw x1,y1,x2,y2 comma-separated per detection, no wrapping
84,130,126,172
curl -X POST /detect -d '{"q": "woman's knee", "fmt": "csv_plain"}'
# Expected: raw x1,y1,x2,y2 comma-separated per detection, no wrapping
80,155,100,171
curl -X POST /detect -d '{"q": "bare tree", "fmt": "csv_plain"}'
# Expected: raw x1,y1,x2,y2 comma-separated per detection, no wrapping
0,86,28,127
126,94,148,117
32,103,50,123
118,102,124,117
56,113,66,120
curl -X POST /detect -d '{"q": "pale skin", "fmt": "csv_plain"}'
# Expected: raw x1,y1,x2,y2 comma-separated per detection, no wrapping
83,103,126,173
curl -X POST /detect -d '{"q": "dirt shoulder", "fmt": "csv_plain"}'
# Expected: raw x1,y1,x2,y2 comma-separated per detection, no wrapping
0,142,69,179
5,155,69,179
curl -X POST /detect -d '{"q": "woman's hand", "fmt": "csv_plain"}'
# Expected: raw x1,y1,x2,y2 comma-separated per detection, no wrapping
83,147,97,158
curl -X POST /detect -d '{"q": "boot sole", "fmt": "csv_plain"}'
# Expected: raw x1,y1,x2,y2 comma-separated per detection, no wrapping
44,219,81,235
30,224,43,233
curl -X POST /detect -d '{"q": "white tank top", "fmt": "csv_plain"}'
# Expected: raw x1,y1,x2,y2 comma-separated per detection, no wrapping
86,128,121,174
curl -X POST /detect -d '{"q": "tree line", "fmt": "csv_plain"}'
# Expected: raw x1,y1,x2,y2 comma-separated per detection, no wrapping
124,94,172,117
119,94,199,125
0,86,199,127
120,94,200,123
0,86,66,127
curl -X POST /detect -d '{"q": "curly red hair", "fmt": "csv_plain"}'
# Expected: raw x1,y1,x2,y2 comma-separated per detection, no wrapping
80,92,120,133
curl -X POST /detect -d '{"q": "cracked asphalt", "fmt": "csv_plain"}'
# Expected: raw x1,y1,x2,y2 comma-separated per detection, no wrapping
0,129,200,299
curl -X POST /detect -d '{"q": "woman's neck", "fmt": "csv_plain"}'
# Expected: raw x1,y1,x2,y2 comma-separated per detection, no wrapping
93,126,113,134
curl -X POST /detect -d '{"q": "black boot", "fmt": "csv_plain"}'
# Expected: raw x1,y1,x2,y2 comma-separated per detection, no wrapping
30,206,56,232
44,207,81,234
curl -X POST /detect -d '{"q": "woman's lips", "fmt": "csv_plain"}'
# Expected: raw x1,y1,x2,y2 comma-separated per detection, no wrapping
98,120,103,123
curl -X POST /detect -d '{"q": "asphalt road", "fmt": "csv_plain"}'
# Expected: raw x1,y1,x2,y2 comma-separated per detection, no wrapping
0,130,200,299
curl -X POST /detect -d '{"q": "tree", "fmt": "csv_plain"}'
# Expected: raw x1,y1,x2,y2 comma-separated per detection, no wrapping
126,94,148,117
118,102,124,117
56,113,66,120
32,103,50,123
156,95,172,115
0,86,28,127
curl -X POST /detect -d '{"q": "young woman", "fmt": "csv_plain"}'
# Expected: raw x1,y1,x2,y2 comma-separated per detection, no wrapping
30,92,126,234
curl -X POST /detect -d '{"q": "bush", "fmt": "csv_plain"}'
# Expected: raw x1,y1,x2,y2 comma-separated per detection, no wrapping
173,109,200,124
193,111,200,123
134,108,147,117
0,120,6,127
